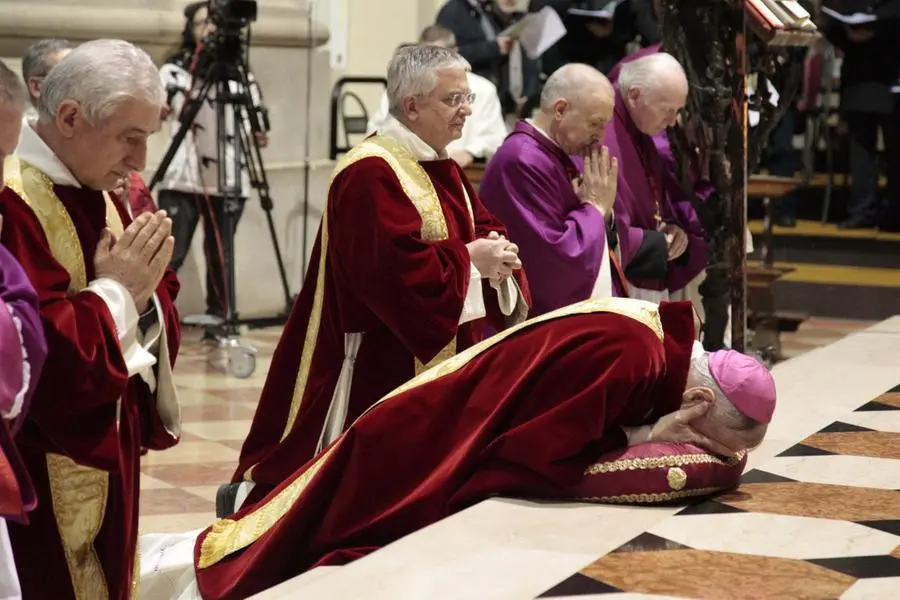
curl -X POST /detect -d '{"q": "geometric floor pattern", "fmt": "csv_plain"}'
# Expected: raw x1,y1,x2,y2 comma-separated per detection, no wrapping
539,386,900,600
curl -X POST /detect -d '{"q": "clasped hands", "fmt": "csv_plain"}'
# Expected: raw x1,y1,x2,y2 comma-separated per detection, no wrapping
627,401,736,458
466,231,521,284
574,144,618,219
93,211,175,313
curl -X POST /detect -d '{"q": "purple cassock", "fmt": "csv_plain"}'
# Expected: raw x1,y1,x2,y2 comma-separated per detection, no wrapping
603,89,708,296
479,121,624,317
0,243,47,523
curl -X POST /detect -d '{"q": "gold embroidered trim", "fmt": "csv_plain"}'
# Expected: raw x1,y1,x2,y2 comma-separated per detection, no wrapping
199,446,335,569
667,467,688,491
274,137,465,447
202,297,664,568
4,157,122,599
46,453,110,600
576,486,727,504
583,451,746,475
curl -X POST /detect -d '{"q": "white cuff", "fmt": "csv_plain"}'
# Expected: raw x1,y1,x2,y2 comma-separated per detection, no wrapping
490,277,518,316
0,303,31,420
136,294,165,392
459,263,487,325
85,278,157,378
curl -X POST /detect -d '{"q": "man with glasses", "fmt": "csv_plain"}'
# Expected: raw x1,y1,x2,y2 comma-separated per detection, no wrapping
368,25,509,168
222,44,531,515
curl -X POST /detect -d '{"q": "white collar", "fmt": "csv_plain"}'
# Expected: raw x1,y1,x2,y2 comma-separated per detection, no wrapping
526,118,559,148
15,123,82,188
378,116,449,162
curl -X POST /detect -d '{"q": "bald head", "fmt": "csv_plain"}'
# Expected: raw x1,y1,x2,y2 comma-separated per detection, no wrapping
540,63,613,110
535,63,614,156
618,52,688,136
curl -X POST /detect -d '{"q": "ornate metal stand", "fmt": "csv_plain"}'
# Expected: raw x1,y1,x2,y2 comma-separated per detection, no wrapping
660,0,815,352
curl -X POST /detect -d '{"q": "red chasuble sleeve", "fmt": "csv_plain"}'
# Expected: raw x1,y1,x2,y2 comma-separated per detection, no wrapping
0,194,129,471
328,158,471,364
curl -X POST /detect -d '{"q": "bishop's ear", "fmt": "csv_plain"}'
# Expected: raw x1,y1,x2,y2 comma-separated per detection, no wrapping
553,98,569,121
402,96,420,122
55,100,81,138
681,387,716,410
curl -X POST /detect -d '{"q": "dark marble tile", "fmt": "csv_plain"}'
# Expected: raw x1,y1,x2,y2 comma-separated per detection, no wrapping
674,500,747,516
808,555,900,579
612,532,692,553
776,443,837,457
739,470,798,484
142,462,237,486
539,573,620,597
857,520,900,536
855,400,900,412
818,422,875,434
886,384,900,394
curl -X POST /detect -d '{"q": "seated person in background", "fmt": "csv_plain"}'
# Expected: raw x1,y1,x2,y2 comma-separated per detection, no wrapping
605,52,708,303
139,298,775,600
480,63,627,317
368,25,509,168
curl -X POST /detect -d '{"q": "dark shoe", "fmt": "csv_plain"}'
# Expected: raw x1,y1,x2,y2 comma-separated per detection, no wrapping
838,216,876,230
774,214,797,228
216,483,241,518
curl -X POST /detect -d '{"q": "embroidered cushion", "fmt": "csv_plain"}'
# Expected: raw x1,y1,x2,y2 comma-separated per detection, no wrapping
567,442,747,505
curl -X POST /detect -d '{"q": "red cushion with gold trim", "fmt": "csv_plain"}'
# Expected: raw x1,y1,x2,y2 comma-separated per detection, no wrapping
566,443,748,505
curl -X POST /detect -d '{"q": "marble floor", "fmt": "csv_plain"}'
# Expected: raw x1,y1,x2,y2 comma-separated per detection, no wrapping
139,316,896,599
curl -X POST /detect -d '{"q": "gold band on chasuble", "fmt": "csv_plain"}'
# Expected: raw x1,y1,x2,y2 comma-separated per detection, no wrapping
272,136,475,448
200,297,663,568
3,156,124,600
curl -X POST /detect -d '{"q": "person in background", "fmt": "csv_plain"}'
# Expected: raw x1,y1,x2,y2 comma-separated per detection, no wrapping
367,25,508,168
822,2,900,230
157,0,269,332
437,0,541,121
16,38,74,130
0,57,48,600
534,0,661,77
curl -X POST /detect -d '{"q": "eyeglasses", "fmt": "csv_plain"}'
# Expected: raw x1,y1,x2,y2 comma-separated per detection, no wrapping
442,92,476,108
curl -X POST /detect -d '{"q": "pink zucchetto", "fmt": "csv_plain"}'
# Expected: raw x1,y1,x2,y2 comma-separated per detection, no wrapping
708,350,777,424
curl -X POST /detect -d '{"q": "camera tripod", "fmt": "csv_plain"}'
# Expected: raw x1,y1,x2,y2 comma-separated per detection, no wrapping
149,39,293,378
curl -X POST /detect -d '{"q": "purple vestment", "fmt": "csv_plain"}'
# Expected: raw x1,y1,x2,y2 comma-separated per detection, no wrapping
479,121,622,317
0,243,46,522
604,92,708,293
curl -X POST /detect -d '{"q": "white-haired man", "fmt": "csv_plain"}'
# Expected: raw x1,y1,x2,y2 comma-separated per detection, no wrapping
226,44,530,514
18,38,75,124
367,25,509,168
606,52,708,303
0,39,182,600
480,63,628,318
138,298,774,600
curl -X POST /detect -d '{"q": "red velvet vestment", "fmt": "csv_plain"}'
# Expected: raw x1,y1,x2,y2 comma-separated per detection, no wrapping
234,146,530,501
0,180,182,600
195,299,693,600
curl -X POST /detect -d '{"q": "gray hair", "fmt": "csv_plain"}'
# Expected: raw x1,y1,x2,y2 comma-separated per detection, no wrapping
0,59,26,107
37,39,165,125
21,38,76,104
386,45,469,117
617,52,687,98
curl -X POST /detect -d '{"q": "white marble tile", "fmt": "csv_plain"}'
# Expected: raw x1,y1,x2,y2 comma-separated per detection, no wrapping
762,455,900,489
285,499,674,600
858,316,900,335
840,410,900,433
650,513,899,560
181,419,255,441
141,441,239,465
551,595,689,600
839,577,900,599
251,566,342,599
